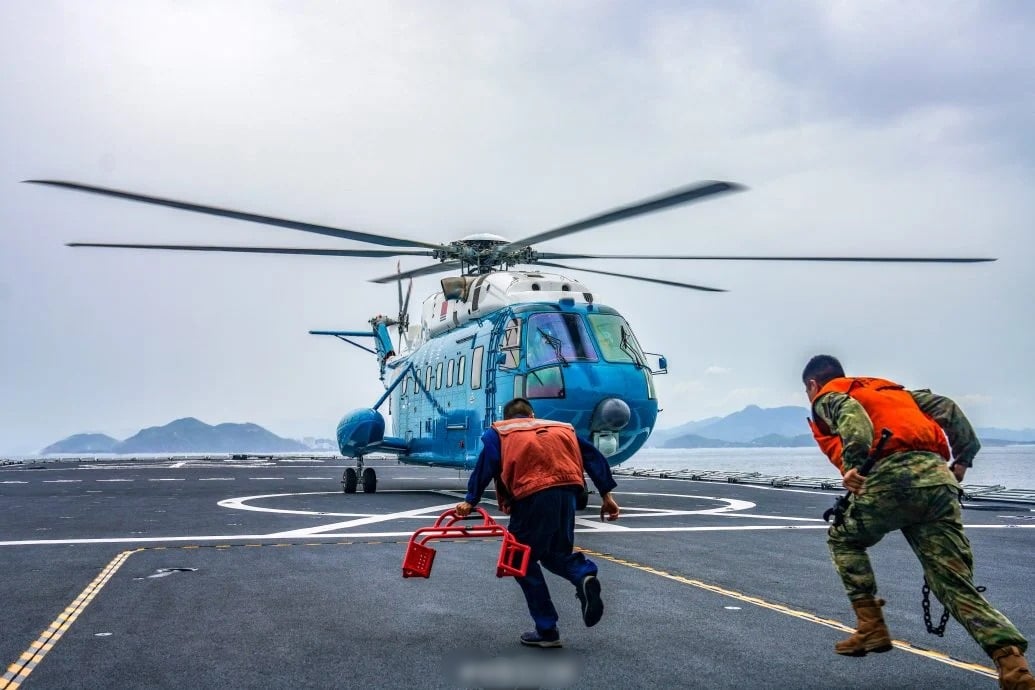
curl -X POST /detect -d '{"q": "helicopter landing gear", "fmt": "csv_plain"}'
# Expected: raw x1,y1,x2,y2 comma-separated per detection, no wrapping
362,467,377,493
342,458,378,494
576,484,591,511
342,467,358,494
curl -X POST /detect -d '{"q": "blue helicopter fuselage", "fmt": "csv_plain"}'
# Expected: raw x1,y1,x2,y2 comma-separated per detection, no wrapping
330,271,664,469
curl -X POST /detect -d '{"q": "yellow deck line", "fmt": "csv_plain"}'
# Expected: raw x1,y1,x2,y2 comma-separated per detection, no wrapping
1,549,141,689
0,541,415,688
6,539,986,688
578,547,997,680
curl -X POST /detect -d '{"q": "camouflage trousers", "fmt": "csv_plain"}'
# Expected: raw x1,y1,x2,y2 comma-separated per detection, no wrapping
827,484,1027,656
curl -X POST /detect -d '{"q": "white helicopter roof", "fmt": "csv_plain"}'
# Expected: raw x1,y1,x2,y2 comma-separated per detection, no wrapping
419,270,593,338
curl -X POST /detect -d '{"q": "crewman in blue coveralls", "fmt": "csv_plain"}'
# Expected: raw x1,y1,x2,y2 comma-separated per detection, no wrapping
455,397,621,648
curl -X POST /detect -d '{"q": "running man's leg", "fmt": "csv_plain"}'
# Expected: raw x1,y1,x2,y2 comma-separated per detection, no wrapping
903,486,1028,656
514,561,561,634
534,487,595,585
827,492,897,601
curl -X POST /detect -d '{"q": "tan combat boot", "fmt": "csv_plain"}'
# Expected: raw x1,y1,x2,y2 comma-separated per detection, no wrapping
991,646,1035,689
835,597,893,656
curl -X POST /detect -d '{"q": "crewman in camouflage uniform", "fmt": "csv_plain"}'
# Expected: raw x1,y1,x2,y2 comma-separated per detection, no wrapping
803,355,1034,689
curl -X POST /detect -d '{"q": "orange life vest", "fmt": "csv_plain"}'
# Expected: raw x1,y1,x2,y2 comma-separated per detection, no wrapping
492,418,585,502
809,377,950,473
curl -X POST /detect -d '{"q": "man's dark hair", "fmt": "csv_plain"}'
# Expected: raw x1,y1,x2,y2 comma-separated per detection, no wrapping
503,397,535,419
802,354,845,386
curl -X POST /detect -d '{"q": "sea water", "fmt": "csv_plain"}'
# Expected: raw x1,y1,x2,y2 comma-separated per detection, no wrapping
624,445,1035,490
6,447,1032,490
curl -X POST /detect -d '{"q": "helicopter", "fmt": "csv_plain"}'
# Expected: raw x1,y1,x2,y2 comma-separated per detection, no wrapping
25,179,995,493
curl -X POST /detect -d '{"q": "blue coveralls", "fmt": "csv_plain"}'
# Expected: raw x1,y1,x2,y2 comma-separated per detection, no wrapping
464,424,618,634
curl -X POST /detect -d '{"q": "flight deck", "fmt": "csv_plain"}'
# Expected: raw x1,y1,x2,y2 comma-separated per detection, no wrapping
2,456,1032,688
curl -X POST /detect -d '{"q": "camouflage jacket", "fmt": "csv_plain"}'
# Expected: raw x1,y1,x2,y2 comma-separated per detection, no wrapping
812,389,980,494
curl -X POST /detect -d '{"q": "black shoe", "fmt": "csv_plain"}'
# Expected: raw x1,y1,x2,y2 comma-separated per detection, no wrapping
520,629,562,648
576,574,603,627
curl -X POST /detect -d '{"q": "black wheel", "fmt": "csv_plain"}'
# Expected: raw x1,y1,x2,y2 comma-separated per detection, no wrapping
362,467,377,494
576,485,590,511
343,468,358,494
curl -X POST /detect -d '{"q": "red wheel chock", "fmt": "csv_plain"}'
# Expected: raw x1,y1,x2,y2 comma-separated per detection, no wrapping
402,507,531,579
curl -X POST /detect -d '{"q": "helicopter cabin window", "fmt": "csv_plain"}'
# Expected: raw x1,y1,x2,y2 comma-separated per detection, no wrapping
457,355,466,386
413,372,420,394
500,318,521,370
525,366,564,399
587,314,647,365
471,346,484,390
425,366,432,391
513,375,524,399
435,362,443,389
526,313,598,369
447,359,455,387
402,375,410,398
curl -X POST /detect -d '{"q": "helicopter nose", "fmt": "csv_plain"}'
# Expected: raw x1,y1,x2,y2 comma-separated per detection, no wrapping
593,397,631,431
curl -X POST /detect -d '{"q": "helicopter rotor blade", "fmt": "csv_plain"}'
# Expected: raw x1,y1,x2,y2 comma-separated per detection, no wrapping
396,261,404,313
402,279,413,324
536,253,997,263
370,261,462,284
534,260,726,292
66,242,434,258
26,180,442,250
504,181,745,251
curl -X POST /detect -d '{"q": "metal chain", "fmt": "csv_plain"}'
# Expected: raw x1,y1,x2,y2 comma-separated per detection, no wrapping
922,578,986,636
921,578,950,636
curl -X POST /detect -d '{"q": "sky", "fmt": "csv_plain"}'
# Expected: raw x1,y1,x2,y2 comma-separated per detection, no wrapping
1,1,1034,454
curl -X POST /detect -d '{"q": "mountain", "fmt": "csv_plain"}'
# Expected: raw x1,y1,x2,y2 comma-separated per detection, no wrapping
41,433,120,454
42,418,310,454
653,406,1035,448
651,405,812,446
660,432,815,449
975,427,1035,443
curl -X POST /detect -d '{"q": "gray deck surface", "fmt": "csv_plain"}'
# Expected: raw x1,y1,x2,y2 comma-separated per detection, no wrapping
2,456,1032,688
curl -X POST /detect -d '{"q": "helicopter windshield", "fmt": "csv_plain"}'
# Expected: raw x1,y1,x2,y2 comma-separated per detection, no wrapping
586,314,647,365
526,313,598,368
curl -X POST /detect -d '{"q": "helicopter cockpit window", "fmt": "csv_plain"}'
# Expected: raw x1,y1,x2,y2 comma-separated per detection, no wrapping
500,317,521,370
587,314,647,365
526,313,598,369
525,366,564,399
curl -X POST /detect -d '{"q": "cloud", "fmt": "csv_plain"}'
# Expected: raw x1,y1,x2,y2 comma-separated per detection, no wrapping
1,2,1034,450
